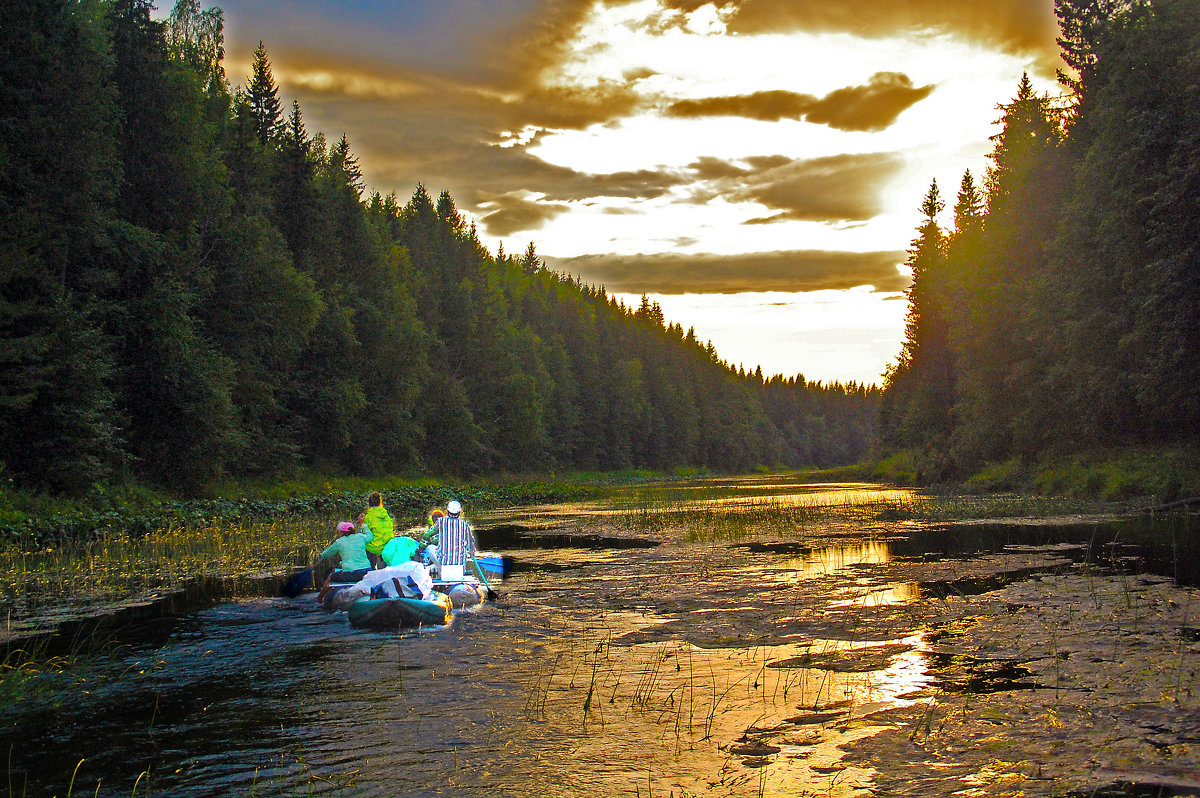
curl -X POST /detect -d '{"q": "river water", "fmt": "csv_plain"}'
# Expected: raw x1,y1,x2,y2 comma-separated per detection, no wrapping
3,478,1198,797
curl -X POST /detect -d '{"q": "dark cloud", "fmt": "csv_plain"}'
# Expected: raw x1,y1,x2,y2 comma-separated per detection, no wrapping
289,81,667,200
544,249,908,294
661,0,1063,77
804,73,935,131
733,153,905,221
225,0,597,92
667,90,820,122
665,73,934,131
476,192,570,237
684,152,906,222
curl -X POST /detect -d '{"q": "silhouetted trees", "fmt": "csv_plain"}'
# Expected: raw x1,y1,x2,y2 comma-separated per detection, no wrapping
880,0,1200,478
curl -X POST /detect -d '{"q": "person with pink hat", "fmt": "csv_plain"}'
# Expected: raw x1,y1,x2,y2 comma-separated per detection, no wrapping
314,520,373,602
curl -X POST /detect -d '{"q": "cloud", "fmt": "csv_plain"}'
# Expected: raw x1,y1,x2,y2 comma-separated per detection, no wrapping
804,73,935,132
476,192,571,237
665,73,934,131
662,0,1063,77
731,153,906,221
225,0,595,91
684,152,906,222
667,90,820,122
544,249,909,294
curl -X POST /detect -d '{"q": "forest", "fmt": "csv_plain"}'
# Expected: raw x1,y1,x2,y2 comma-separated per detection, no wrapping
0,0,878,495
880,0,1200,482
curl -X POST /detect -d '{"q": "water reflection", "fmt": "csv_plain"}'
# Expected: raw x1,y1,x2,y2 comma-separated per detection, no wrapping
475,480,916,532
2,478,1194,798
778,540,893,579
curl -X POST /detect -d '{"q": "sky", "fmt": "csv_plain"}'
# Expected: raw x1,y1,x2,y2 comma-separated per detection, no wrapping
211,0,1065,386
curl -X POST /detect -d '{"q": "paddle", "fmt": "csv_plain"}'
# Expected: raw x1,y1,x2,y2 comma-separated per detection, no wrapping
469,555,500,602
282,567,313,598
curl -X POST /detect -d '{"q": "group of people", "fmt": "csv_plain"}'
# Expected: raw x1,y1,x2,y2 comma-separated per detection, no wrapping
314,492,477,605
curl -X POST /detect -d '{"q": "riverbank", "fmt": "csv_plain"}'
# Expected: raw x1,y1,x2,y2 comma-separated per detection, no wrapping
0,471,621,548
855,444,1200,506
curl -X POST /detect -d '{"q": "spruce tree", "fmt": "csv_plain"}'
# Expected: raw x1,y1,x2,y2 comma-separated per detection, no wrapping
248,41,282,146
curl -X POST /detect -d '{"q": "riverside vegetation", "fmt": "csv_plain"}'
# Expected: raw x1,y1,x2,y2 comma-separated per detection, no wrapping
879,0,1200,486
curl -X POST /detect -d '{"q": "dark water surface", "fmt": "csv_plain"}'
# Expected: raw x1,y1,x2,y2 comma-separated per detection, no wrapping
3,481,1196,797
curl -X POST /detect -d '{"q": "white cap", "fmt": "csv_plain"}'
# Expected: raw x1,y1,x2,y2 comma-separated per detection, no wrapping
447,500,462,516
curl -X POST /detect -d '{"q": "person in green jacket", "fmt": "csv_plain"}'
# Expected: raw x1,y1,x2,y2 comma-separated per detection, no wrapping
317,521,373,573
357,491,394,568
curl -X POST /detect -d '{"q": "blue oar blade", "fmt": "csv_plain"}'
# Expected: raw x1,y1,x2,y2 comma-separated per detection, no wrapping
282,567,312,598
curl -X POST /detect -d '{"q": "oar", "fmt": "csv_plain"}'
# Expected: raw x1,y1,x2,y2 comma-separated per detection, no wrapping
281,566,313,598
469,555,500,602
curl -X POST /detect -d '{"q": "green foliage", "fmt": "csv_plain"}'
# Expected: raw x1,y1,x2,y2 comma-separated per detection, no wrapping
1030,447,1200,503
868,450,919,485
0,475,598,547
881,0,1200,488
963,458,1025,493
1,4,878,501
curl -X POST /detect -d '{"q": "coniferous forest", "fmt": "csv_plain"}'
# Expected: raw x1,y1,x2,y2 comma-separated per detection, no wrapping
0,0,878,495
880,0,1200,482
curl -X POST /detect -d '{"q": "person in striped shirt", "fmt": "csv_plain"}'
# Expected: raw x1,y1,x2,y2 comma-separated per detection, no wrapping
433,500,476,581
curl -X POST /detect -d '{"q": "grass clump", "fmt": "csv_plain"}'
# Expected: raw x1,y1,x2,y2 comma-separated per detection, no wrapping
1028,446,1200,504
865,451,919,485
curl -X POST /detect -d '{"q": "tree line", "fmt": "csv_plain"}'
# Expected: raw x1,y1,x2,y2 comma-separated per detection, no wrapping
0,0,878,494
880,0,1200,481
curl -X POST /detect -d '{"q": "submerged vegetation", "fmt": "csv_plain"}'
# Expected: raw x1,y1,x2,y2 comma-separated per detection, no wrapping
595,474,1128,542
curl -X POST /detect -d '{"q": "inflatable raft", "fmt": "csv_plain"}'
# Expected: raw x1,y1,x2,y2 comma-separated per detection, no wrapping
344,577,489,631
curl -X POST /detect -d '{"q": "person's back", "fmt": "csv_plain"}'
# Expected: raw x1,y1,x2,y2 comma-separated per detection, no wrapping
360,491,394,567
434,500,475,580
319,522,372,573
381,535,418,567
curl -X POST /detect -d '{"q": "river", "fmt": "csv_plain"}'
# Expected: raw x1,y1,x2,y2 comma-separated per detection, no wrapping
2,478,1197,797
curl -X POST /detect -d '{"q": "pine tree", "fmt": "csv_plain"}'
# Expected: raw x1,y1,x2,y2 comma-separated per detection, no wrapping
880,180,954,475
248,41,282,147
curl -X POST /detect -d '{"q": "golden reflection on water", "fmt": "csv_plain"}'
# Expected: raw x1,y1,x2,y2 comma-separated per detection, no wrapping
519,624,934,798
779,540,893,579
477,481,918,530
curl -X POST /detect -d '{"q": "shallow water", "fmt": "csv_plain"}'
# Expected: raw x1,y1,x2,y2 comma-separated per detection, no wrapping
2,479,1197,797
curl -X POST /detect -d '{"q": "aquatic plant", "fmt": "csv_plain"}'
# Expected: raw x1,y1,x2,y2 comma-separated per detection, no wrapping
610,484,916,541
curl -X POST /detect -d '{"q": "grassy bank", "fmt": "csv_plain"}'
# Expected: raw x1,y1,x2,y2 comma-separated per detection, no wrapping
0,471,630,549
859,444,1200,506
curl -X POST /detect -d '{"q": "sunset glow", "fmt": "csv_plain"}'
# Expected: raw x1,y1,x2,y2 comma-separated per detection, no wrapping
216,0,1066,384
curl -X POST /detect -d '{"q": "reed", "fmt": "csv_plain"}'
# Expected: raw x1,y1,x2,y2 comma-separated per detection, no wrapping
614,490,910,542
0,516,327,636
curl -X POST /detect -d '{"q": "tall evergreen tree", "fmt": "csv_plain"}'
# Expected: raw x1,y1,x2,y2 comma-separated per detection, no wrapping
880,180,953,475
0,0,125,491
247,40,281,147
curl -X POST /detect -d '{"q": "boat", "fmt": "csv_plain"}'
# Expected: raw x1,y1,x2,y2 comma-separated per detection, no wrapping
346,592,451,629
317,554,499,631
473,552,513,580
344,576,489,631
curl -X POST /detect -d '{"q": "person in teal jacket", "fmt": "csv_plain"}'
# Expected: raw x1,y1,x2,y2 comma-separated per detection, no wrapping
358,491,394,568
315,521,373,604
381,534,419,566
317,521,373,573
